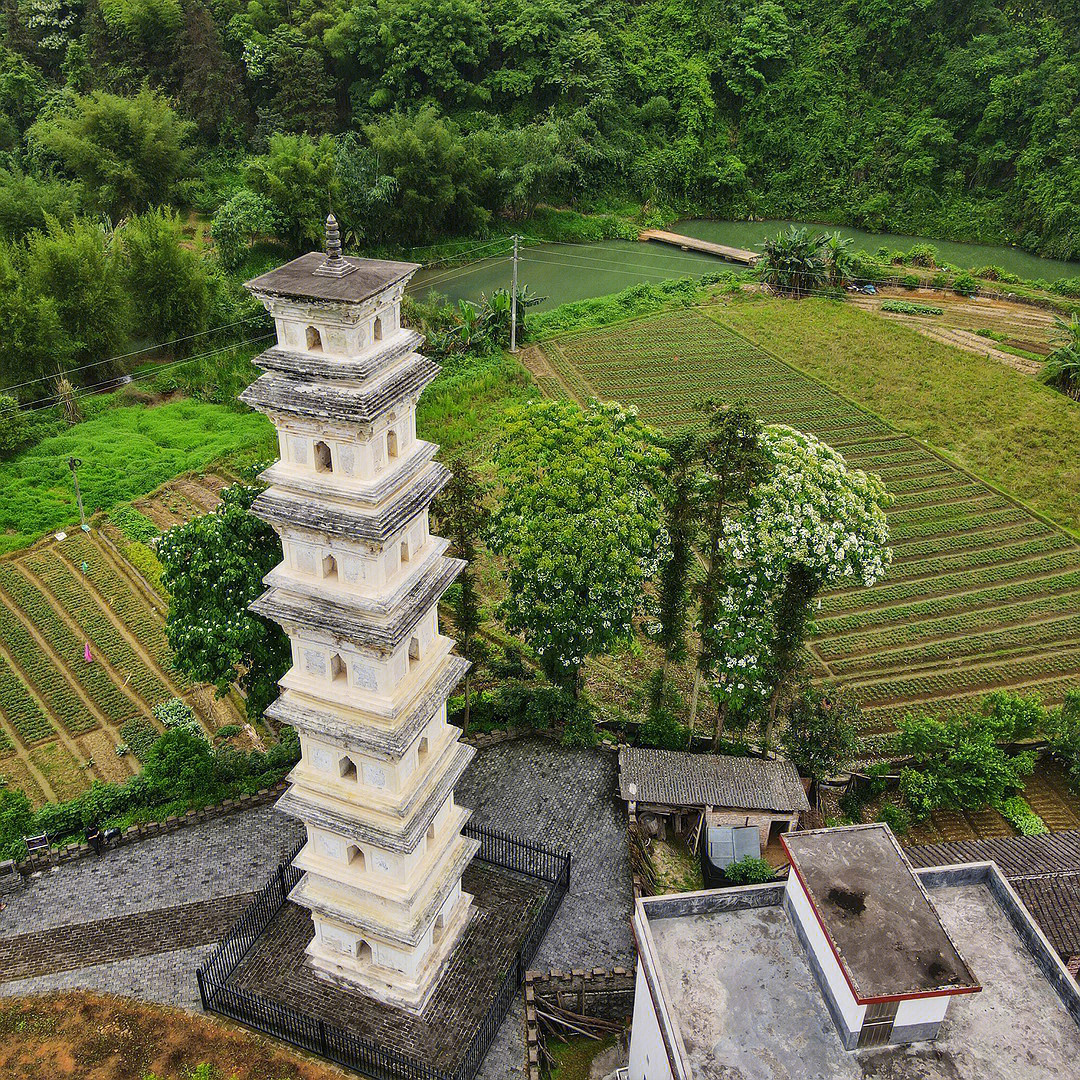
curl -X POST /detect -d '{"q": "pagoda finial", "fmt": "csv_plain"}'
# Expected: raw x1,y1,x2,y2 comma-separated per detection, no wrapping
325,213,342,261
313,211,356,278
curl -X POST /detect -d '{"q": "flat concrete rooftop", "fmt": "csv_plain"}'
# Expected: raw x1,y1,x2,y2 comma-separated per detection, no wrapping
645,878,1080,1079
784,824,977,998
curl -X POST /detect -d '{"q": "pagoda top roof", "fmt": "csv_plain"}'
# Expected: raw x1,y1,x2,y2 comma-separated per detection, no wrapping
245,251,420,305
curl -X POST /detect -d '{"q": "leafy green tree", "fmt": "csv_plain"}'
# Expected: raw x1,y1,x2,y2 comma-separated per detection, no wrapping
691,402,770,743
489,399,664,697
244,133,337,254
0,784,34,858
19,218,129,381
757,227,828,297
0,393,30,456
28,88,194,217
119,208,210,347
156,483,290,721
210,189,276,271
782,684,859,795
895,710,1037,819
99,0,183,45
363,106,494,244
435,456,487,733
1047,691,1080,791
0,168,81,239
652,432,699,697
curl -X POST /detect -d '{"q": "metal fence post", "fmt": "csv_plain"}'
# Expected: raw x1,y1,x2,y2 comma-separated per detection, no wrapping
196,966,207,1010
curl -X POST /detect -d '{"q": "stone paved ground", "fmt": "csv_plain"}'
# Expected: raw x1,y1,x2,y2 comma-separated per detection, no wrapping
0,737,633,1078
456,738,634,1079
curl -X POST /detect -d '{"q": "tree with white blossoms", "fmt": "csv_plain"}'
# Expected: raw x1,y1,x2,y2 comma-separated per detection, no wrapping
489,399,664,698
704,425,892,746
157,482,290,721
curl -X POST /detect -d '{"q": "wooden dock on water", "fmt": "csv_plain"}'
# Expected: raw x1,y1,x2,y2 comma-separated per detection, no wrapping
639,229,760,265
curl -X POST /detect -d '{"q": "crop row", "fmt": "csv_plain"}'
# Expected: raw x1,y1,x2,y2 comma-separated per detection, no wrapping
58,536,182,678
0,725,10,753
815,569,1080,637
883,469,965,495
814,588,1080,660
875,460,959,486
838,645,1080,705
856,535,1077,585
888,506,1028,542
890,520,1051,559
890,482,989,510
0,564,138,727
819,550,1080,616
859,674,1080,731
828,613,1080,679
0,594,96,736
887,493,1010,525
0,660,54,744
24,551,174,708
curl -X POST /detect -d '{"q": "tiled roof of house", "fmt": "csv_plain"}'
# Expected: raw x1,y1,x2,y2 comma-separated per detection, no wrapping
618,746,810,814
909,831,1080,962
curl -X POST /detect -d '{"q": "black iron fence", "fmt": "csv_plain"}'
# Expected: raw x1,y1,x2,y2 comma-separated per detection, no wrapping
196,821,571,1080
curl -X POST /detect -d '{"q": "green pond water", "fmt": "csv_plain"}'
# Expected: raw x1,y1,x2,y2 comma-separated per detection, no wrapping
674,218,1080,282
407,221,1080,311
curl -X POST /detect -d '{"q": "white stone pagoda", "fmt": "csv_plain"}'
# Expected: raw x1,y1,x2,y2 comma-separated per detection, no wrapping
240,216,477,1013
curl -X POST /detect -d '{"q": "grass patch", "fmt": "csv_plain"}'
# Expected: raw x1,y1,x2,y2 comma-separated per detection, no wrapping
712,295,1080,533
651,837,704,894
546,1034,619,1080
0,400,274,554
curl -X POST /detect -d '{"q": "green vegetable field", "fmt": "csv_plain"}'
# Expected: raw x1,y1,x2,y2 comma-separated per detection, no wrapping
541,308,1080,733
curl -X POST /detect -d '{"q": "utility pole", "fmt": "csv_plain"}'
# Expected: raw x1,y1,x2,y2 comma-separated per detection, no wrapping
510,234,519,353
68,456,87,530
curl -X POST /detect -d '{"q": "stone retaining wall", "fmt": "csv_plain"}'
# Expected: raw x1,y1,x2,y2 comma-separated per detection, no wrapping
10,782,287,879
523,968,634,1080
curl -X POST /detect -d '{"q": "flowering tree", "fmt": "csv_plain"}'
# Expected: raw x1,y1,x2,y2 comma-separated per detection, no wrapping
704,426,892,744
489,399,664,697
157,482,290,721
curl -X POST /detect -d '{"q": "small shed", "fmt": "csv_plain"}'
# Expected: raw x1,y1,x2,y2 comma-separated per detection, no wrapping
618,745,810,849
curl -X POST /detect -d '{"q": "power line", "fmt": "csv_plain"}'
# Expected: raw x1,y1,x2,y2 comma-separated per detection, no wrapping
3,314,270,395
517,234,747,266
408,256,513,293
18,334,275,415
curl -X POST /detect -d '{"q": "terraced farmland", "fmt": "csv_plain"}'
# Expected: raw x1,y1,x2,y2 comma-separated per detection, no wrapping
0,528,242,805
539,307,1080,734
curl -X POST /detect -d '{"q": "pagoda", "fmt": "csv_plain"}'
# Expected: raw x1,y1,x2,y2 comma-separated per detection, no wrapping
239,216,477,1013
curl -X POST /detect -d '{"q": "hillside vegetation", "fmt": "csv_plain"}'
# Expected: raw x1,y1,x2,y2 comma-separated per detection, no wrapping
1,0,1078,265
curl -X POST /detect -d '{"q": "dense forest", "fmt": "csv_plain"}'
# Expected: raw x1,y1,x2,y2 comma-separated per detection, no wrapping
2,0,1080,399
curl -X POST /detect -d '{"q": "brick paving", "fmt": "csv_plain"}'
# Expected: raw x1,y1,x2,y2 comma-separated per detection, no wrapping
230,863,546,1073
0,893,254,982
0,737,634,1079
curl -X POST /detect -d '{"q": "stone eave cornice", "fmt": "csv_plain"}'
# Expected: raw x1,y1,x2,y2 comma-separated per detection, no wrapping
290,830,479,948
264,655,470,758
250,461,451,543
253,330,425,381
250,556,464,652
262,536,450,615
257,441,440,509
275,742,476,854
239,354,439,424
292,729,464,825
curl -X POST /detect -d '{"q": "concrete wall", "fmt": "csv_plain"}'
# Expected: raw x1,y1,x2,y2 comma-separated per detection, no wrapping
628,958,675,1080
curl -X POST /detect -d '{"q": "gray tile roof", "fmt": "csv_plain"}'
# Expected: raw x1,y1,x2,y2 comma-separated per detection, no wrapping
245,252,419,304
909,832,1080,962
618,746,809,814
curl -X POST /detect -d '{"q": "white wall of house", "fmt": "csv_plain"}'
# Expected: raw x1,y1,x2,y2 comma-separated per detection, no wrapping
785,872,865,1035
628,958,676,1080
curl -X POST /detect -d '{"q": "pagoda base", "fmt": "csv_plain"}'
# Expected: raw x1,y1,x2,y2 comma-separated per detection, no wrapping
305,889,475,1014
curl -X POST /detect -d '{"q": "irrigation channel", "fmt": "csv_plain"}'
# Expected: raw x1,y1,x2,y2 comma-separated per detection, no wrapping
407,221,1080,310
